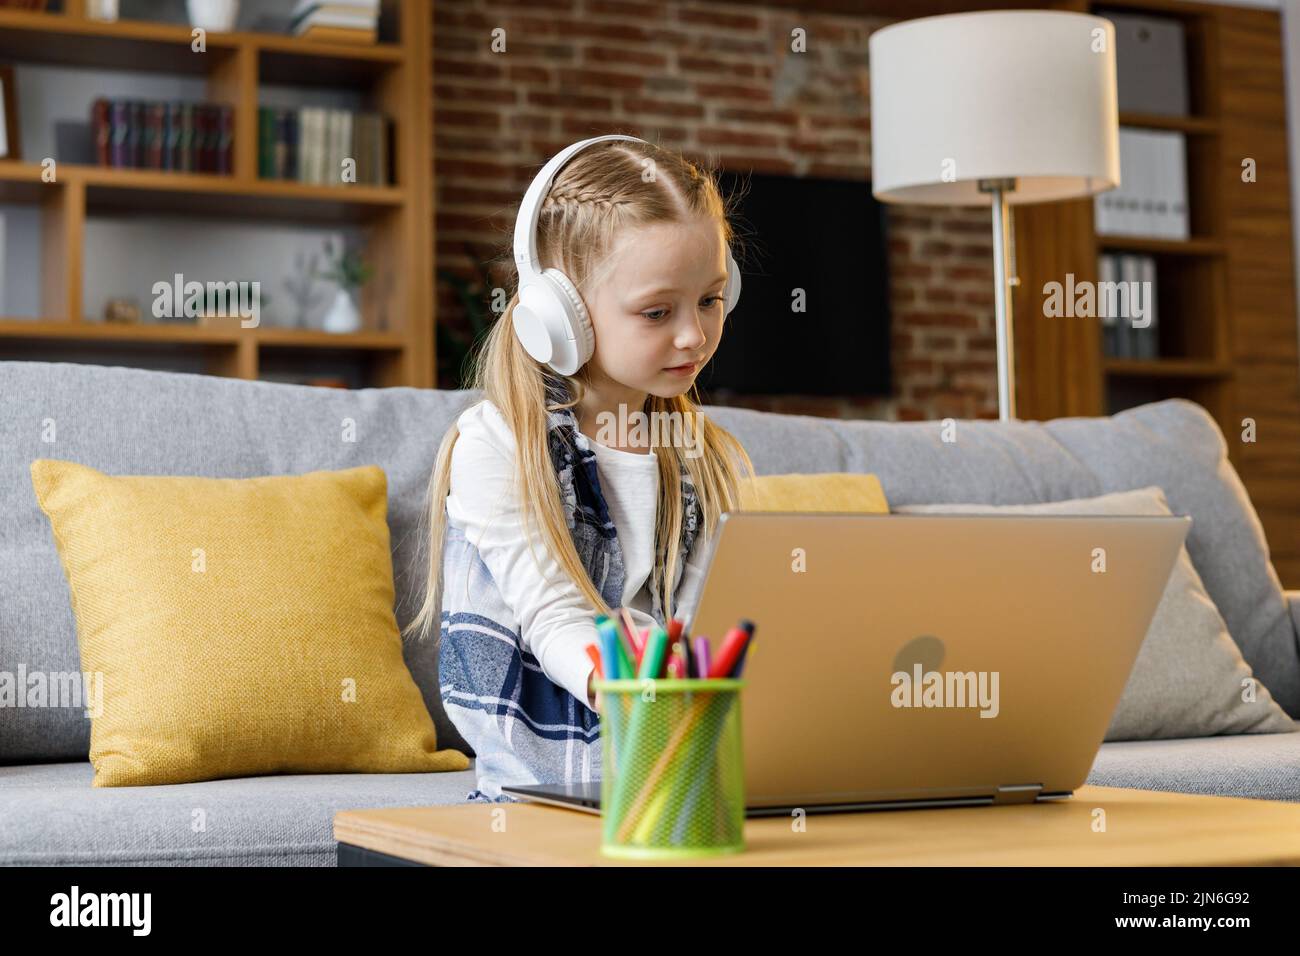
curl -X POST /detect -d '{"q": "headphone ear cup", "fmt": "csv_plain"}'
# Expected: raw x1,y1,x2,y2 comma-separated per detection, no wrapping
513,274,566,367
724,250,742,315
542,269,594,372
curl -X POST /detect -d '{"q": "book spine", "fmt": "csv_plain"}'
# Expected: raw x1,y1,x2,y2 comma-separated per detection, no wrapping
129,100,145,168
1168,133,1189,240
179,103,195,173
337,110,353,185
1138,256,1158,359
92,98,110,167
301,108,318,184
146,102,165,170
258,107,275,179
324,109,339,185
217,105,233,175
318,109,333,185
200,106,216,173
161,102,175,172
1118,254,1140,358
315,108,329,185
191,106,205,173
110,100,130,168
352,111,366,184
274,109,290,180
167,102,182,171
285,109,300,182
1098,254,1118,359
1135,131,1155,237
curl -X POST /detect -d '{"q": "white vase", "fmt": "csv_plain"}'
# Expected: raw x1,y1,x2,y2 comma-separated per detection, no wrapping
186,0,239,32
322,288,362,334
87,0,119,21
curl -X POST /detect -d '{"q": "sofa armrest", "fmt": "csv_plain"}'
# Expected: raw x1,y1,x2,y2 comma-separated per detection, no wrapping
1288,591,1300,642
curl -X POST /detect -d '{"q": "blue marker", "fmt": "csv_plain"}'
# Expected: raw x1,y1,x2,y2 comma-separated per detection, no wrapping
596,616,623,681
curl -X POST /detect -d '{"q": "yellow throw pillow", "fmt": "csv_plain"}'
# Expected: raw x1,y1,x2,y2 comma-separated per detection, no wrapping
30,459,469,787
738,472,890,514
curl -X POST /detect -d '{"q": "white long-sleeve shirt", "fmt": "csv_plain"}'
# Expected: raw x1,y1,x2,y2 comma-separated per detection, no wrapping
445,400,709,710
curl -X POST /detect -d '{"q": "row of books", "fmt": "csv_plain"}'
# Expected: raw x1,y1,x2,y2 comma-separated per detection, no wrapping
291,0,379,43
1095,128,1189,240
257,107,390,185
92,100,233,174
1099,254,1160,360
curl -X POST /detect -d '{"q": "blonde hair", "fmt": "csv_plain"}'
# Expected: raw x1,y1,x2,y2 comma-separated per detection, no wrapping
404,138,756,645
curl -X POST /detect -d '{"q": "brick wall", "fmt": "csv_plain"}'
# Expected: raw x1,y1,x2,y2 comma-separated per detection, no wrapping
433,0,1000,420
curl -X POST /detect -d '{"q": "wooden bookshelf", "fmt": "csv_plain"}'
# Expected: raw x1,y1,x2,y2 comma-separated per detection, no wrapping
0,0,433,388
1014,0,1300,587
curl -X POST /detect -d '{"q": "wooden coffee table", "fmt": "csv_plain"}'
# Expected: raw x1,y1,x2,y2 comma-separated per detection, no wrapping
334,785,1300,866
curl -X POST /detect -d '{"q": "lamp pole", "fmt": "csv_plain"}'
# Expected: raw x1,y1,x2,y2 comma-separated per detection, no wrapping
980,177,1019,422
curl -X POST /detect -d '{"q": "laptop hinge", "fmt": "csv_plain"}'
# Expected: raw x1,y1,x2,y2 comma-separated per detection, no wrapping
994,784,1044,805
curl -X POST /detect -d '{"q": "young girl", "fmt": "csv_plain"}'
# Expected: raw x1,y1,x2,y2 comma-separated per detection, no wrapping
405,137,756,802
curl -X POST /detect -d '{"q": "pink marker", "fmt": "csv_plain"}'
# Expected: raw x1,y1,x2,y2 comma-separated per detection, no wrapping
693,636,711,678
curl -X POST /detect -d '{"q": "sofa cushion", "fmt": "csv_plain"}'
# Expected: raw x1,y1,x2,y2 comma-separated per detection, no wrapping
1,361,480,762
1086,724,1300,802
897,486,1296,741
0,761,481,866
738,472,889,512
30,459,469,787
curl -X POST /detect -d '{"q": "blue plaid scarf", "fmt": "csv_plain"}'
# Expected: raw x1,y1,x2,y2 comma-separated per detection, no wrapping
439,379,703,801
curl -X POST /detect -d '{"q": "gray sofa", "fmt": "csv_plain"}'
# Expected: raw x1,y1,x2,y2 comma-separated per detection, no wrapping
2,360,1298,866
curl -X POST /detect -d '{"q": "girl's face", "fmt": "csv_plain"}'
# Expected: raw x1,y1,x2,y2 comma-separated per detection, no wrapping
583,215,729,402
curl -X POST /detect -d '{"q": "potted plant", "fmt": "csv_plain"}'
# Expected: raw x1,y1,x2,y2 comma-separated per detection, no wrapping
316,238,372,334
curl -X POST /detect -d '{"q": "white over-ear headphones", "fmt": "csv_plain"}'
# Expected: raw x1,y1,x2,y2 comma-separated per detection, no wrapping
511,134,741,376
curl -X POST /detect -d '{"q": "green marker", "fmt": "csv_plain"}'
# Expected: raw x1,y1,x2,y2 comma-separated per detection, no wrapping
638,625,670,680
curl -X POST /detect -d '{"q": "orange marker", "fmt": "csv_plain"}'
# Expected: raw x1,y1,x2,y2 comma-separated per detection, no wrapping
585,643,604,680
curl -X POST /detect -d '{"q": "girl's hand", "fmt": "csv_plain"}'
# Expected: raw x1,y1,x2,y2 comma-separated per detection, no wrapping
587,671,602,712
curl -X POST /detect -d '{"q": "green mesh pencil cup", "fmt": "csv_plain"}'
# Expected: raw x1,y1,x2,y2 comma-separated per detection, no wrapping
594,677,746,860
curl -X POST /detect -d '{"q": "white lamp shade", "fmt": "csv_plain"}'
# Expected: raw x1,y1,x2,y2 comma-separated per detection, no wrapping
869,11,1120,206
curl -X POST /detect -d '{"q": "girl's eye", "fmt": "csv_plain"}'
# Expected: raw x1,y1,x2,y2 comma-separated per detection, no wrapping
641,297,721,321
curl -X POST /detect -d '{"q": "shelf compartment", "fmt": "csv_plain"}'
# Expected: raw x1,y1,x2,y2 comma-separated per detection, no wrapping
257,343,411,389
0,10,400,78
0,10,238,73
1097,251,1227,362
0,327,245,377
1105,373,1230,424
259,41,403,88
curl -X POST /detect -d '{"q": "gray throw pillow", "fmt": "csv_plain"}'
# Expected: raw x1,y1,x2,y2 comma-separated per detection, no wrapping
897,486,1294,741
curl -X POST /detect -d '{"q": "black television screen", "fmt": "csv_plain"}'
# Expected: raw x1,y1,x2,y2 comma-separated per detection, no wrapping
700,170,892,398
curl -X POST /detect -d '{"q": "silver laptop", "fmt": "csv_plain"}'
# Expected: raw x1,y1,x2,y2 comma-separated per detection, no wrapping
504,510,1190,815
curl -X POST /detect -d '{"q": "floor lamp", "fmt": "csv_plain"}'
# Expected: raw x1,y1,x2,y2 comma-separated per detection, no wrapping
869,10,1121,422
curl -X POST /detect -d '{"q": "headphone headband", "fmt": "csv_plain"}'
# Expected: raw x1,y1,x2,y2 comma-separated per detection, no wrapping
509,134,740,376
512,134,645,278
